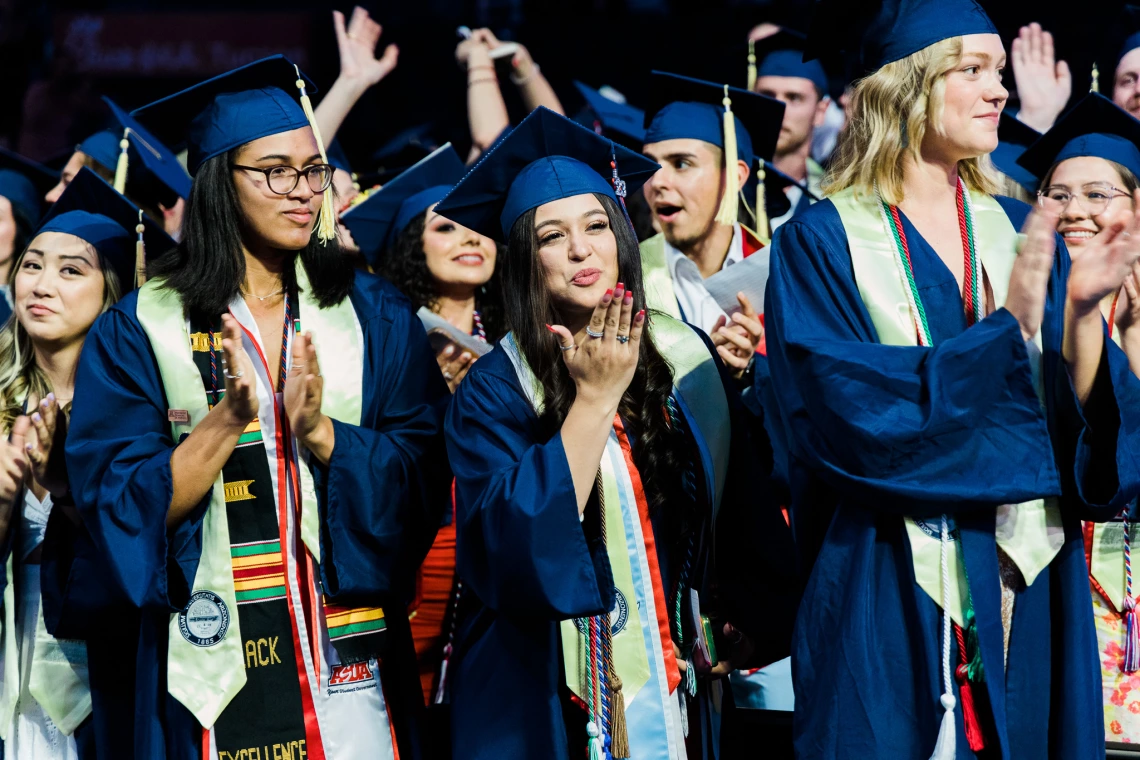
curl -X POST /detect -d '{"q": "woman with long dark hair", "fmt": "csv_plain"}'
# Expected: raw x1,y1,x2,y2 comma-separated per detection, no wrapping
435,107,796,759
765,1,1140,756
0,168,174,760
40,56,451,760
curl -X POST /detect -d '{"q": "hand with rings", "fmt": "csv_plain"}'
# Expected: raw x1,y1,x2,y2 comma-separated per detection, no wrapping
547,281,645,413
218,314,259,427
435,341,475,394
284,331,335,464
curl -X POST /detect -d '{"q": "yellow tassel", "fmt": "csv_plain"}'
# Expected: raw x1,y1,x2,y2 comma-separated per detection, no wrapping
134,211,147,288
609,673,630,759
1091,62,1100,93
714,85,740,227
755,161,770,243
294,66,337,244
114,133,130,195
747,40,757,92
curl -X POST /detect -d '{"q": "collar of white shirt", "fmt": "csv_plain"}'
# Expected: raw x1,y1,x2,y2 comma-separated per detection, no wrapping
662,223,741,335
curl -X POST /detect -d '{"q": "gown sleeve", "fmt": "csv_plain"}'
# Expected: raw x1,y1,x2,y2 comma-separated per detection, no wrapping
764,210,1062,517
45,299,208,637
312,292,452,603
445,359,610,619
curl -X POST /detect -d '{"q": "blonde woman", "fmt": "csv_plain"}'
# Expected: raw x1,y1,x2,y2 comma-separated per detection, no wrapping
766,0,1140,757
0,168,173,758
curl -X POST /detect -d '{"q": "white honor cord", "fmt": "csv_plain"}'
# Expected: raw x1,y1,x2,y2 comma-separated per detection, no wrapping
928,513,957,760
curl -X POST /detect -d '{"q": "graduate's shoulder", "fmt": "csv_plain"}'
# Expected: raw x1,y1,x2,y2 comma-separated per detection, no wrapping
991,194,1032,228
347,270,418,326
772,198,846,246
451,339,538,421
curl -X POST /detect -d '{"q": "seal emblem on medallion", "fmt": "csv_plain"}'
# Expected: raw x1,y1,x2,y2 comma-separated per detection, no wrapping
178,590,230,647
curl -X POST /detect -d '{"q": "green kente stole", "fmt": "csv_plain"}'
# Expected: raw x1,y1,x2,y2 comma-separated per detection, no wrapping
831,186,1063,627
136,264,377,734
500,314,729,710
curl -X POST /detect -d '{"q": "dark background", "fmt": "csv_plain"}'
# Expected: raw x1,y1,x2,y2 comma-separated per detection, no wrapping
0,0,1123,170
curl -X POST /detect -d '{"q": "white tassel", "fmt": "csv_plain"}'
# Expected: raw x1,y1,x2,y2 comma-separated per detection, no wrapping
929,513,957,760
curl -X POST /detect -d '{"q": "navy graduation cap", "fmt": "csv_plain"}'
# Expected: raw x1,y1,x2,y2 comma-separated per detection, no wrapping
371,123,442,183
102,97,192,202
434,107,659,244
1017,93,1140,182
35,167,176,290
0,148,55,227
574,82,646,148
1118,5,1140,72
750,29,829,95
340,144,467,266
990,112,1040,194
326,139,353,175
76,131,121,175
133,54,337,242
805,0,997,74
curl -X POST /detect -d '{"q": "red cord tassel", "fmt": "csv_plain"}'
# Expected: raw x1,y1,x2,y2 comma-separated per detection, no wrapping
1124,598,1140,674
953,624,985,752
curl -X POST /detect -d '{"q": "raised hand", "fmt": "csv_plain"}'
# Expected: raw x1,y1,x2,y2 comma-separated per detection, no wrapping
219,314,258,426
25,394,69,499
1010,23,1071,132
436,343,475,394
1067,190,1140,313
333,7,399,88
548,283,646,413
1006,204,1059,341
710,292,763,376
284,331,334,463
0,417,30,510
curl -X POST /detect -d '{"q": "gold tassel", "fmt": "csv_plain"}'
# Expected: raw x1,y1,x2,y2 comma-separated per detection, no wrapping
714,85,740,227
755,161,770,243
114,132,130,195
747,40,757,91
294,65,337,244
1091,62,1100,93
609,673,630,759
134,210,147,288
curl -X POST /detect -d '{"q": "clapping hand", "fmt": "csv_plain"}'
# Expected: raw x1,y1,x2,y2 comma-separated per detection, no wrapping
24,394,69,499
710,293,763,377
1067,190,1140,314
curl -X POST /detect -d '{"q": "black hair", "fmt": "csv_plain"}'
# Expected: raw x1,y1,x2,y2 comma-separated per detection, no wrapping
379,209,507,342
148,147,355,316
504,192,693,521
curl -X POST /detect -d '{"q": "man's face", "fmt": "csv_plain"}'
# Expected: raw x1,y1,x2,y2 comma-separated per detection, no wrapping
754,75,829,157
1115,47,1140,120
641,138,725,250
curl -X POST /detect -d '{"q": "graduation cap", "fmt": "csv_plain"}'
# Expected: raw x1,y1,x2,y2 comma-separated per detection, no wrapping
1117,5,1140,74
644,71,786,230
75,131,121,175
1016,93,1140,183
0,148,55,228
102,97,192,203
990,112,1040,194
434,107,659,244
371,123,443,183
34,167,176,290
132,55,337,242
748,28,829,95
573,82,646,148
340,144,467,266
805,0,997,74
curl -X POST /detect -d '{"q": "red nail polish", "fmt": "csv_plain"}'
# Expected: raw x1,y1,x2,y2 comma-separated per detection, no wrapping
604,289,613,297
617,282,625,290
545,324,556,332
624,291,633,303
637,309,646,319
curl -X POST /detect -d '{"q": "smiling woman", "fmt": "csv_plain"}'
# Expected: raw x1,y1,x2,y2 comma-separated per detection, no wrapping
41,56,451,760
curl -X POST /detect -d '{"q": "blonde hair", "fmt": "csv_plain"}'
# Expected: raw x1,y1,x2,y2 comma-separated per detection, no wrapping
823,36,1000,205
0,236,122,431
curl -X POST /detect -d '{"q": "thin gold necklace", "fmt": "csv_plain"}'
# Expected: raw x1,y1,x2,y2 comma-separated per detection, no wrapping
243,287,285,302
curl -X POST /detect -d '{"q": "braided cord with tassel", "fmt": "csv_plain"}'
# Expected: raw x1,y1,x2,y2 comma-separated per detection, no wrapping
293,65,337,244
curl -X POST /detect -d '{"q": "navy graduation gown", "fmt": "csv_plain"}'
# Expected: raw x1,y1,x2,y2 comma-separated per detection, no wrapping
443,331,797,759
41,272,451,760
764,196,1140,759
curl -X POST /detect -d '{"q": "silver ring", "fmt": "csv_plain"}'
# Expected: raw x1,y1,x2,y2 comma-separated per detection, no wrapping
443,371,454,380
224,370,244,380
291,362,305,369
585,327,605,339
559,343,576,351
617,335,630,344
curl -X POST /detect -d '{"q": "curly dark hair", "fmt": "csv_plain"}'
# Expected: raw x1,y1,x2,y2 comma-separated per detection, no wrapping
378,209,507,342
504,192,694,524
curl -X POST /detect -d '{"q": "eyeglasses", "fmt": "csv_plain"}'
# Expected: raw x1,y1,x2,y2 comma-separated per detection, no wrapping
1037,183,1131,215
232,163,334,195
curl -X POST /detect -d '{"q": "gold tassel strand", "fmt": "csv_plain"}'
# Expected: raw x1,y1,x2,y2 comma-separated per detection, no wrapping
747,40,757,91
714,85,740,227
293,65,337,244
134,210,147,288
609,670,630,759
755,161,770,243
1091,62,1100,93
114,130,130,195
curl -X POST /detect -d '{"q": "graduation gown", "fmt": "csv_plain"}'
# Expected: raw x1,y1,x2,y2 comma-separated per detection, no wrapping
41,272,452,760
443,331,798,759
764,195,1140,759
